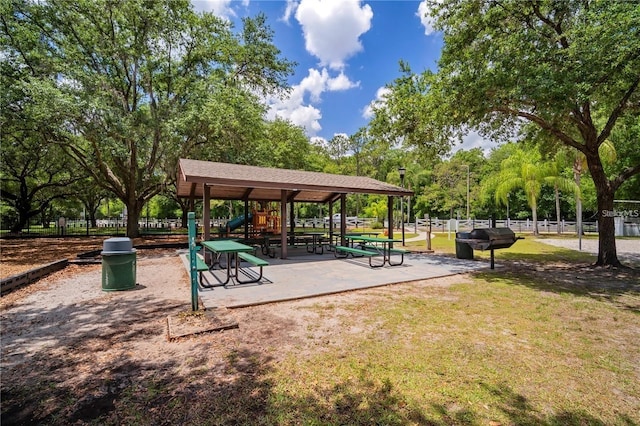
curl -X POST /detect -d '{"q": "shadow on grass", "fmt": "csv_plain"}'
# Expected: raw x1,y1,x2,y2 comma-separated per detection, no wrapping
2,262,637,425
469,243,596,266
473,257,640,313
3,304,637,426
478,382,638,426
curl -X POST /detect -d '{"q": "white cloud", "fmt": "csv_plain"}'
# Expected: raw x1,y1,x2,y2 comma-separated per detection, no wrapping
266,68,359,135
327,72,359,91
417,0,438,35
298,68,329,103
362,86,391,119
265,91,323,135
295,0,373,70
289,105,324,133
190,0,248,19
281,0,298,23
453,131,495,155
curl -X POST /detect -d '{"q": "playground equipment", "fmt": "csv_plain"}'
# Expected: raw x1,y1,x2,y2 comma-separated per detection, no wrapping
219,213,253,234
252,203,280,234
218,203,281,236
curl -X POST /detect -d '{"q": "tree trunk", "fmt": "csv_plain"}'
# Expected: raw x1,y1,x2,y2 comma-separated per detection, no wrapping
11,212,28,233
12,200,41,233
10,182,31,233
181,208,189,229
595,189,620,267
125,198,143,238
175,196,194,228
532,206,539,236
586,145,621,267
84,199,102,228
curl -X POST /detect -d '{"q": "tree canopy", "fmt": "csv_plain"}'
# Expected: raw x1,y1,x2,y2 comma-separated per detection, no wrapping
380,0,640,266
1,0,295,237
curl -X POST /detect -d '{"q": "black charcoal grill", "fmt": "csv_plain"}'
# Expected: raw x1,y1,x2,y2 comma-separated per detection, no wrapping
455,227,523,269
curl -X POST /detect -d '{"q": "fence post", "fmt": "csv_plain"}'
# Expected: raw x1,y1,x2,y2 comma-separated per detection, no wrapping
427,215,432,251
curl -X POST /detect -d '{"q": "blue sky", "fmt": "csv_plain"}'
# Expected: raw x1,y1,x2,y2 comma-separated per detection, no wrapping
191,0,486,152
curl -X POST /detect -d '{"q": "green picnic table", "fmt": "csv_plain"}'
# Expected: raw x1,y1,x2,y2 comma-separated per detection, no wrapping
338,235,407,267
201,240,267,286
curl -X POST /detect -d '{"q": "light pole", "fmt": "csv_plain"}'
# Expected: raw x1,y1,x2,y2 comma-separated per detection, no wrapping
461,164,470,220
399,167,406,245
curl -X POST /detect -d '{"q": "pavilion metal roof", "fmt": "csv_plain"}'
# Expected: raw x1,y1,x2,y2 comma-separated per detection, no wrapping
177,159,413,203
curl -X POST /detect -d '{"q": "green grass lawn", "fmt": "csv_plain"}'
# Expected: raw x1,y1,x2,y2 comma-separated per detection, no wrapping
407,232,598,263
266,290,639,424
258,238,639,425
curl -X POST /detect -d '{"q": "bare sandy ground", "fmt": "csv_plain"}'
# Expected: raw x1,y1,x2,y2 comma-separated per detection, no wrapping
1,246,472,423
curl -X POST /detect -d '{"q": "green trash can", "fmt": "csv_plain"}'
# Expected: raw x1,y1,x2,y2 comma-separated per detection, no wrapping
455,232,474,260
101,237,137,291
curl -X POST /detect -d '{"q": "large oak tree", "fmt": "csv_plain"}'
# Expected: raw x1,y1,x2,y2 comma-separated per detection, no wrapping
381,0,639,267
2,0,294,237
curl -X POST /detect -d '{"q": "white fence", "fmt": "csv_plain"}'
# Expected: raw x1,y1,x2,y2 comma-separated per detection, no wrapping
92,216,635,236
207,216,601,234
414,218,600,234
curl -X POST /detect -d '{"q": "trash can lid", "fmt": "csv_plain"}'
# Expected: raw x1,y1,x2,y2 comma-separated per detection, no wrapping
102,237,134,254
101,248,136,255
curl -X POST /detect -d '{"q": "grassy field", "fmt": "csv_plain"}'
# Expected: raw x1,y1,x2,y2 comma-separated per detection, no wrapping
109,239,640,424
411,232,597,261
258,238,638,425
266,285,638,424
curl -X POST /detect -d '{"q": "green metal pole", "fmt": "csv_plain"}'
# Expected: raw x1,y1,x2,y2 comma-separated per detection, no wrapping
188,212,199,311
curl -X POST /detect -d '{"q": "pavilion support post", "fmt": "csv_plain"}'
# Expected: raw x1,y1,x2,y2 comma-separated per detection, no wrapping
340,194,347,246
328,201,334,243
387,196,394,249
203,185,212,262
203,185,211,241
280,190,288,259
290,199,295,246
244,198,249,241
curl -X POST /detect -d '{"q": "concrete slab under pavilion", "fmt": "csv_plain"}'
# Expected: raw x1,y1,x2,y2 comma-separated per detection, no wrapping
180,250,489,309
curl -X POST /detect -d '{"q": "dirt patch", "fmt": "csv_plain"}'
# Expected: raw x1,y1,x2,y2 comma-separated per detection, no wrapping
0,235,187,278
1,237,638,424
0,241,470,424
167,309,239,340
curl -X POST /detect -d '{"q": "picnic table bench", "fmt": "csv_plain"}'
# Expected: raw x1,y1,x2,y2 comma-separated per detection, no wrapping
360,244,409,266
303,232,326,254
186,253,209,285
343,235,405,267
334,245,384,268
237,252,269,284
